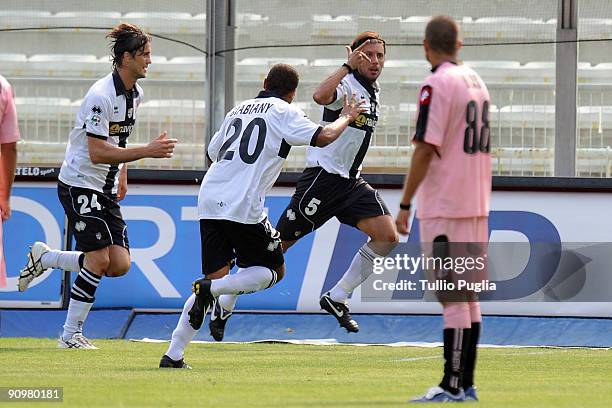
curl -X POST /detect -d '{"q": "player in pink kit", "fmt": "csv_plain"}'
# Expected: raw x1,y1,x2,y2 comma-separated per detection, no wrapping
0,75,20,288
395,16,491,403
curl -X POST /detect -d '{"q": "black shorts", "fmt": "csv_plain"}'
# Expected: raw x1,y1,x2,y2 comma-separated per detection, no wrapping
276,167,390,241
58,181,129,252
199,217,284,276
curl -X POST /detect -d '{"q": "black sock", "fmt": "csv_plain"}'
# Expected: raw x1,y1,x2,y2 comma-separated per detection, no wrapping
439,327,471,395
463,322,480,389
70,267,101,303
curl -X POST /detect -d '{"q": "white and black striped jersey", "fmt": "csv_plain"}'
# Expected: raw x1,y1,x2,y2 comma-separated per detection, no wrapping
59,71,142,195
305,72,380,179
199,90,322,224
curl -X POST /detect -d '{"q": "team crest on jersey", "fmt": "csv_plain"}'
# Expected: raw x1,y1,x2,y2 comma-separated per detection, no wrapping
91,105,102,114
75,221,86,232
420,86,432,106
96,232,102,240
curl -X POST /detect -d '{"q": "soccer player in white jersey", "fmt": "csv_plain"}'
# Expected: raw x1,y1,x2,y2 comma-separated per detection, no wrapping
395,16,491,402
159,63,365,368
18,24,177,349
209,32,399,340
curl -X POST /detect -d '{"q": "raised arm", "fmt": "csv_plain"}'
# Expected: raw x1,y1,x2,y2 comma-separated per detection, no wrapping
312,40,373,106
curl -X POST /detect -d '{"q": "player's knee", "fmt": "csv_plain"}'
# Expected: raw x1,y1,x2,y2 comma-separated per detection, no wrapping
274,264,286,282
106,257,131,277
84,251,111,275
281,240,295,253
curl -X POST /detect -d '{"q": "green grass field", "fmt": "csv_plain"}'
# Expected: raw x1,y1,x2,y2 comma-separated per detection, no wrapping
1,338,610,407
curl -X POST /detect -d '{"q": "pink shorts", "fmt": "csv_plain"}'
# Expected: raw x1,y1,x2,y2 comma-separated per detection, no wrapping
419,217,489,301
419,217,488,243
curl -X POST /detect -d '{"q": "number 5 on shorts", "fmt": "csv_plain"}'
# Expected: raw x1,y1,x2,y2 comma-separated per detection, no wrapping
304,198,321,216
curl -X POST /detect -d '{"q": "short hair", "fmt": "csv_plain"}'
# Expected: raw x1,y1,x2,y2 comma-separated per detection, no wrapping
265,64,299,96
107,23,151,68
425,16,459,55
349,31,386,53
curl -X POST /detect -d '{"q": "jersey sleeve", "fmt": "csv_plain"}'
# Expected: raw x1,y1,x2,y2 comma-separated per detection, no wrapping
283,106,322,147
0,81,20,144
207,128,224,162
324,79,350,111
83,93,112,139
413,80,450,147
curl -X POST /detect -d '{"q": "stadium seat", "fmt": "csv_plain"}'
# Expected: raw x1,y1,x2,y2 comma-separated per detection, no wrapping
52,11,122,28
237,58,308,82
122,12,201,34
0,10,52,29
357,16,401,36
383,60,432,83
27,54,103,78
312,15,356,38
149,56,206,80
138,99,205,123
0,53,28,77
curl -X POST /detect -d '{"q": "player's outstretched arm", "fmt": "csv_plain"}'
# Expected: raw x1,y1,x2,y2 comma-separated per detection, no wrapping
88,131,177,165
315,93,366,147
312,40,373,105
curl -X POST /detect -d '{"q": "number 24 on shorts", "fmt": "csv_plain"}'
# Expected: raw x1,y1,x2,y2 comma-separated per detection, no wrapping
77,194,102,215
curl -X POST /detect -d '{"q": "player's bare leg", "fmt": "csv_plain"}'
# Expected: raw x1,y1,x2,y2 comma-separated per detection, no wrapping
322,215,399,332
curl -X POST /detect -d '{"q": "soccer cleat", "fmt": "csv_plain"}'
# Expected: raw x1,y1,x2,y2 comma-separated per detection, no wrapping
209,299,232,342
319,292,359,333
159,354,192,369
58,333,98,349
18,242,51,292
188,278,215,330
410,386,466,403
464,386,478,401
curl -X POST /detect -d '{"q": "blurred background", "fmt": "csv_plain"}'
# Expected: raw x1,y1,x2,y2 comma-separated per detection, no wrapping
1,0,611,177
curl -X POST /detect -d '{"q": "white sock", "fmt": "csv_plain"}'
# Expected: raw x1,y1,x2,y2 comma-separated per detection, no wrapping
41,250,83,272
210,266,277,297
62,299,93,340
329,243,380,303
218,294,238,312
166,294,197,361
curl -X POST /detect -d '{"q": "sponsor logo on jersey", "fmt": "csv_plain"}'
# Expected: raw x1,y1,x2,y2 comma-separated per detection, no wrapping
109,123,134,135
127,108,133,118
353,113,378,130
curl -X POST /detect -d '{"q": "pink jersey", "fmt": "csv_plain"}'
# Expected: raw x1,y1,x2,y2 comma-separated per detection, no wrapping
0,75,20,145
413,61,491,219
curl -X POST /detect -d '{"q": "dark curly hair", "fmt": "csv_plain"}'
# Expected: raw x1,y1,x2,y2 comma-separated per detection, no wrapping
106,23,151,68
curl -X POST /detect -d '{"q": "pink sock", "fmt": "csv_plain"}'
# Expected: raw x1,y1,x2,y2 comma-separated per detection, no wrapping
443,302,471,329
469,301,482,323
